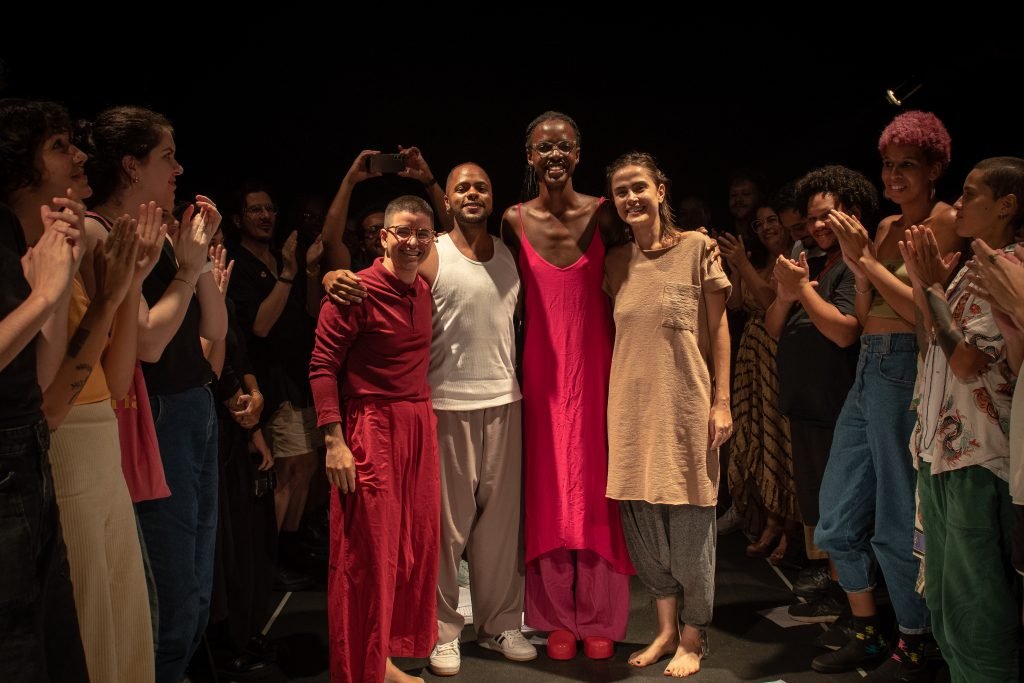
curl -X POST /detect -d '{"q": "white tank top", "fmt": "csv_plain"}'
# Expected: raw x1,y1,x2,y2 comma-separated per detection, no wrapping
428,232,521,410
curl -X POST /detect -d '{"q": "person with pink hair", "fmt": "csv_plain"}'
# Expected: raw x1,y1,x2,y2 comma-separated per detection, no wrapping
811,111,963,679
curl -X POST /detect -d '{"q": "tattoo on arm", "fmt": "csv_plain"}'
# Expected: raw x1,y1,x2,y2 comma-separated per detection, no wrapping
67,364,92,404
925,287,963,360
67,327,90,358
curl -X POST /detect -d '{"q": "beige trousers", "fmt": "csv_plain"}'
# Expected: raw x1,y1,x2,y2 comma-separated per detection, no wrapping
50,400,155,682
435,401,524,644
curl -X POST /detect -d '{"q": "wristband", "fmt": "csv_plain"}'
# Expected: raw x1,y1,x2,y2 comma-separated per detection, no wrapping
173,276,197,294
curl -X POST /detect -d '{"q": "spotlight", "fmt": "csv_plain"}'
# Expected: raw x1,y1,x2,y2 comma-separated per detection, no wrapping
886,79,924,107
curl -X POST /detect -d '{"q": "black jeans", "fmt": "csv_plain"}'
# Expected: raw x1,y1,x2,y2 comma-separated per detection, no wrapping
0,420,89,683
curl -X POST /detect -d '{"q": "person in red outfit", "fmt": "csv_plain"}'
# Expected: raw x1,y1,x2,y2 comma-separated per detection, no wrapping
309,195,439,683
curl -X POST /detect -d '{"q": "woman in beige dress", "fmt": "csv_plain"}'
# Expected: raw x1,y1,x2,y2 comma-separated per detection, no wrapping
604,152,732,678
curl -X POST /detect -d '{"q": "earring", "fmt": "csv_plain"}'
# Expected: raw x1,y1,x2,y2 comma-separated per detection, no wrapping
132,175,140,184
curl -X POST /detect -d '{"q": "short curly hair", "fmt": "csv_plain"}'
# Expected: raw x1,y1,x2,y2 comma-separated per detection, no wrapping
0,99,72,202
878,111,951,173
796,165,880,227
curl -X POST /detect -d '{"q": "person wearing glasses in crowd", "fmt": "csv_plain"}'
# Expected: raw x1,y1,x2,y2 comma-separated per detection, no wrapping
348,206,386,271
227,184,324,592
310,195,440,683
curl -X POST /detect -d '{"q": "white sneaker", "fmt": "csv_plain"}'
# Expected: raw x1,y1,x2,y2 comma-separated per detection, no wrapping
479,629,538,662
429,638,461,676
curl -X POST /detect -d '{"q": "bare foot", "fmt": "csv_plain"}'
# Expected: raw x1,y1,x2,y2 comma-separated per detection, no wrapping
384,658,424,683
769,532,788,564
663,629,705,678
628,632,679,667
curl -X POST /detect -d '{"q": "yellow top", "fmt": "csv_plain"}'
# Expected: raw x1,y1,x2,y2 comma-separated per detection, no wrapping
67,276,111,404
867,260,911,320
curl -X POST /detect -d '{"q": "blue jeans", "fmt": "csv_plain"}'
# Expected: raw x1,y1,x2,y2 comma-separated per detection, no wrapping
815,334,930,632
0,421,88,683
137,386,219,683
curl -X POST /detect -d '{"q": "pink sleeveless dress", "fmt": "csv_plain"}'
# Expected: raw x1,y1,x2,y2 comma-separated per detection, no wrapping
517,202,633,574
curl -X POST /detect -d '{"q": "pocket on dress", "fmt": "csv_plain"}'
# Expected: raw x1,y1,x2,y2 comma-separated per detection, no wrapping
661,283,700,331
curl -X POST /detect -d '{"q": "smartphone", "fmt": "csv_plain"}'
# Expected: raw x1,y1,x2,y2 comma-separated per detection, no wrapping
366,153,406,174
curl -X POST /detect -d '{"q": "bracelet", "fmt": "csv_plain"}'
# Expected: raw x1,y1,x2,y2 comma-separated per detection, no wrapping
422,176,436,187
278,276,295,284
172,276,197,294
855,283,873,294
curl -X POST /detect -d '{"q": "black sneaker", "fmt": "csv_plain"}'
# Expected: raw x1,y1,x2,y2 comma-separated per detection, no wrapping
214,651,271,680
812,632,889,673
813,604,854,650
864,636,932,682
791,564,832,598
273,566,316,592
788,589,844,624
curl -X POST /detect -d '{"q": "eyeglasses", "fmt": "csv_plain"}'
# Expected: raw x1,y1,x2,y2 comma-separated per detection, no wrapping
751,215,781,232
245,204,277,216
385,225,437,243
531,140,577,156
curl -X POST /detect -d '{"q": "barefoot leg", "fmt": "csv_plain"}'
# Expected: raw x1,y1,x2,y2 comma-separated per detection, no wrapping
663,625,706,678
629,595,680,667
384,657,425,683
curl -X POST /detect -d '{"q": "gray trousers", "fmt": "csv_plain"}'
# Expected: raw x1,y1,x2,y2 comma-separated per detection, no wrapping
619,500,716,629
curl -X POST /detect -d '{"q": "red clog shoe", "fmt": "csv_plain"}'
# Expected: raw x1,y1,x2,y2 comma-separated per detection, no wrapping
546,629,577,660
583,636,614,660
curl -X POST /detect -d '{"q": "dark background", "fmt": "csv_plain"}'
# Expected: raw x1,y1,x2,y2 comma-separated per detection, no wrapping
4,26,1021,234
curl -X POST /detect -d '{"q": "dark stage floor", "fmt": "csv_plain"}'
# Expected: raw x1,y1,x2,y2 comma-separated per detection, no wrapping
237,532,875,682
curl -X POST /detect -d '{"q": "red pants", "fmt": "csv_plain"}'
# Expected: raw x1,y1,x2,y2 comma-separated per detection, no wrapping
524,548,630,640
328,399,439,682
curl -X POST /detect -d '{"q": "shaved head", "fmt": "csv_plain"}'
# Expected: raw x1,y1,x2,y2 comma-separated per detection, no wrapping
446,162,490,192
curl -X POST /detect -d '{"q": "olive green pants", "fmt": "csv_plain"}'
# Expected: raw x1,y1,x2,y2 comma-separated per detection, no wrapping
918,462,1019,683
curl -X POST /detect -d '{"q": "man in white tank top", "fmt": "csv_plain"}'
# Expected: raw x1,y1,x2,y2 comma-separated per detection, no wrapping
425,163,536,675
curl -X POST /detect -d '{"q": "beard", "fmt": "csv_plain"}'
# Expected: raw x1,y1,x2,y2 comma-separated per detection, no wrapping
456,209,488,225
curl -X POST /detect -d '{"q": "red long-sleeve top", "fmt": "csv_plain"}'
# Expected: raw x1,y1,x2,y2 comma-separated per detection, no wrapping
309,259,432,428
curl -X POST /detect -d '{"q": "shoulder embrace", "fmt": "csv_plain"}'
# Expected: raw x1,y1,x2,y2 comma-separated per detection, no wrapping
500,205,522,236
